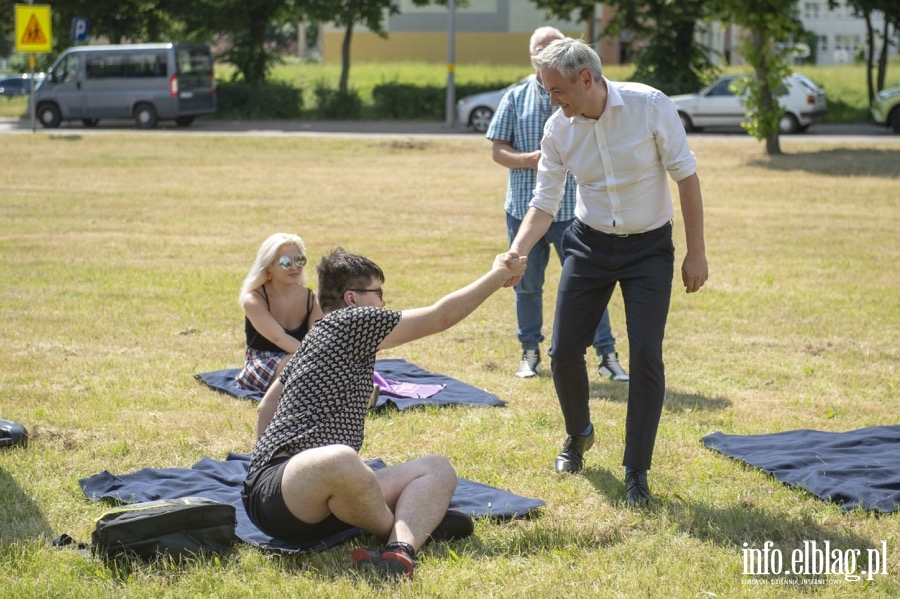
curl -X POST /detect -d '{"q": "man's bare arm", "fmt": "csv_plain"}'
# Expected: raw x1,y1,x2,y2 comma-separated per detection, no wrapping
676,173,708,293
491,139,541,170
378,254,526,350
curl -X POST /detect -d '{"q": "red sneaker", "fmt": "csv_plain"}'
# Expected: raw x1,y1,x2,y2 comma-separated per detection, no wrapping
350,547,415,580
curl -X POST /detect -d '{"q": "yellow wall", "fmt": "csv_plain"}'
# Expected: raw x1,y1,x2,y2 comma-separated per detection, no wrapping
322,31,584,66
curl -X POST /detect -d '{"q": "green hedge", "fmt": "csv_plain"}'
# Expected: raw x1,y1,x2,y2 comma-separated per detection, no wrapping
372,82,514,119
313,85,363,119
215,80,303,119
215,79,514,120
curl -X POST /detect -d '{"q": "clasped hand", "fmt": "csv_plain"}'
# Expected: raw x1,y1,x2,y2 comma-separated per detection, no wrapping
499,252,527,287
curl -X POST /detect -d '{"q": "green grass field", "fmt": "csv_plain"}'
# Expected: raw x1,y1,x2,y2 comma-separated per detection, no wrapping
1,132,898,598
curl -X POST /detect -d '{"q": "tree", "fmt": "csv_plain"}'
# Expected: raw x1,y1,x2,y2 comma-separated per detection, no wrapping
604,0,716,95
833,0,900,105
531,0,717,95
172,0,301,85
0,0,185,70
531,0,597,29
300,0,460,95
714,0,801,155
300,0,399,94
47,0,179,47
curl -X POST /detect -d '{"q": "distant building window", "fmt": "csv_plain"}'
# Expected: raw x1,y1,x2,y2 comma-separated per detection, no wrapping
834,34,860,52
817,35,828,53
803,2,820,19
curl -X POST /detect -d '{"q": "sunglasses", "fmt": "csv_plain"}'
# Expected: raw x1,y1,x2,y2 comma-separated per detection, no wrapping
348,288,384,300
277,254,307,270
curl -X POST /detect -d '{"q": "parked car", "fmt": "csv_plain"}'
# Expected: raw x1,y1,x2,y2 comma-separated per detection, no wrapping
456,76,531,133
0,73,44,99
670,73,827,134
870,86,900,134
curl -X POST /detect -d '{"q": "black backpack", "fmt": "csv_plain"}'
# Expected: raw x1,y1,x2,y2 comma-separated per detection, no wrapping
0,419,28,449
56,497,237,561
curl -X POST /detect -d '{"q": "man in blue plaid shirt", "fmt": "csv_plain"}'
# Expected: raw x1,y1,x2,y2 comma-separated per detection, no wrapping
486,26,627,382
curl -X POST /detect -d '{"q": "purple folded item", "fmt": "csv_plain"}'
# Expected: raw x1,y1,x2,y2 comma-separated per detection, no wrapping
372,371,444,399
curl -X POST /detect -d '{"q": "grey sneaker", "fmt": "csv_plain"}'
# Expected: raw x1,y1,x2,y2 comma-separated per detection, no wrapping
599,352,629,382
515,349,541,378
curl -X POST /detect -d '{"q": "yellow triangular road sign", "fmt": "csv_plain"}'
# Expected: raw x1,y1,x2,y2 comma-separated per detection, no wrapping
15,4,53,53
22,15,48,45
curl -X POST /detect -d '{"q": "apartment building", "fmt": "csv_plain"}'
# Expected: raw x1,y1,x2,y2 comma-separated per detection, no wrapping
320,0,896,67
320,0,617,65
798,0,897,66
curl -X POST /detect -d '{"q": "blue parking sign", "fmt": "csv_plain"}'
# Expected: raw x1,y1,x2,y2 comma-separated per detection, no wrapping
71,17,88,42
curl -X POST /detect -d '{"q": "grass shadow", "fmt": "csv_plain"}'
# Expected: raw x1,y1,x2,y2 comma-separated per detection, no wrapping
576,468,888,583
0,465,52,543
589,381,732,413
662,496,887,582
749,148,900,178
582,466,629,505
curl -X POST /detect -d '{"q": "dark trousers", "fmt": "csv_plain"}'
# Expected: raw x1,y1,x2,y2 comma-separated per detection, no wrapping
549,220,674,470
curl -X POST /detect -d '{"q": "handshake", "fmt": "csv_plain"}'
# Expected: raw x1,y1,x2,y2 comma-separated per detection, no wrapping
496,252,528,288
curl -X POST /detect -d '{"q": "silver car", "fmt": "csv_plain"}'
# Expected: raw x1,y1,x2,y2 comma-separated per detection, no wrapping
670,73,827,134
456,76,531,133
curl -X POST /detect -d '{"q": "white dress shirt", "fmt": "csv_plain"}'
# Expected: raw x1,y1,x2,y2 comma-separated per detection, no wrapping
530,77,697,235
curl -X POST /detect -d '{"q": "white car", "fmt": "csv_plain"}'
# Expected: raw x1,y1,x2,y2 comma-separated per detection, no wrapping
670,73,827,134
870,86,900,133
456,76,531,133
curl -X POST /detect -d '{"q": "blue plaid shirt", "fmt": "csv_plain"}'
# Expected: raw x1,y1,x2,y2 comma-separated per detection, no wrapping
486,75,576,222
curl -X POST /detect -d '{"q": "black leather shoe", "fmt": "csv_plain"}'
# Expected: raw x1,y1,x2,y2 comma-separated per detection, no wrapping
624,469,652,506
429,509,474,542
555,429,595,473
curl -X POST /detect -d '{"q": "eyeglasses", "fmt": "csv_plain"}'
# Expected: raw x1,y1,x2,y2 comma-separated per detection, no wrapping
277,254,307,270
348,288,383,300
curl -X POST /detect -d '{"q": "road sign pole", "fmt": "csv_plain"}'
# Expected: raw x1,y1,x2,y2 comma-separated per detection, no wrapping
445,0,456,128
29,54,36,132
15,3,53,132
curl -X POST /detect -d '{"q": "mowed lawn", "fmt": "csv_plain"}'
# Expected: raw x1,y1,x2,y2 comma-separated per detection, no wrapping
0,131,898,598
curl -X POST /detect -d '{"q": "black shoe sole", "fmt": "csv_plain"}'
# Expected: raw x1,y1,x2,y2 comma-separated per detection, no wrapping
430,509,474,542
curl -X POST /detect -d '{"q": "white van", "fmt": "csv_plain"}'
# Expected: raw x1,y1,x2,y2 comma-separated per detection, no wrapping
34,43,216,129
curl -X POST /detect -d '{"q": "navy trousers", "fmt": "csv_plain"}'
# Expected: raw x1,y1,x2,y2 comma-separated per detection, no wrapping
549,219,674,470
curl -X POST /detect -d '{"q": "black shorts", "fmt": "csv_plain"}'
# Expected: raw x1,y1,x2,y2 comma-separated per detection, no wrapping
242,456,355,544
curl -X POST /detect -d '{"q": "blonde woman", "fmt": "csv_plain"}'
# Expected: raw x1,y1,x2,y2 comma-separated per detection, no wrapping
236,233,323,395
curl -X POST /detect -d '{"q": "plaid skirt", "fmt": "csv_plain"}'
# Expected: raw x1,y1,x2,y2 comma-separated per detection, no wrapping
236,348,288,393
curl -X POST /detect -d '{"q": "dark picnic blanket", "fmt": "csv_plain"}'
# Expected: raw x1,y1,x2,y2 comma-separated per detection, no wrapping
195,358,506,410
79,453,544,554
702,425,900,512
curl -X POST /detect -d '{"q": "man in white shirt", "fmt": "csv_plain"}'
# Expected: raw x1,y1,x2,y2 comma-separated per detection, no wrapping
505,38,708,506
486,26,627,383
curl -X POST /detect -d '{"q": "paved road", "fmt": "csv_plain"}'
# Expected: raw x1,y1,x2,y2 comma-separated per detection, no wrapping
2,116,898,143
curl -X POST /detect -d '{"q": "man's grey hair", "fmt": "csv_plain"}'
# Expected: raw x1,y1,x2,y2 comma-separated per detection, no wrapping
531,37,603,83
529,26,564,55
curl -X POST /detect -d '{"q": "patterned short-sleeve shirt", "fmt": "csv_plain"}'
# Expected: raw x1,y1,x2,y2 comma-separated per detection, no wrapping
247,306,402,476
485,75,576,222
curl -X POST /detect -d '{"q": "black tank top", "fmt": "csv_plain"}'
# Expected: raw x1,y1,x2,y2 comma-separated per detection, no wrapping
245,286,314,352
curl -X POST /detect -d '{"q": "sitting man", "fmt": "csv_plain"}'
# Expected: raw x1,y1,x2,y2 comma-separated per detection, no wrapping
242,247,527,579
